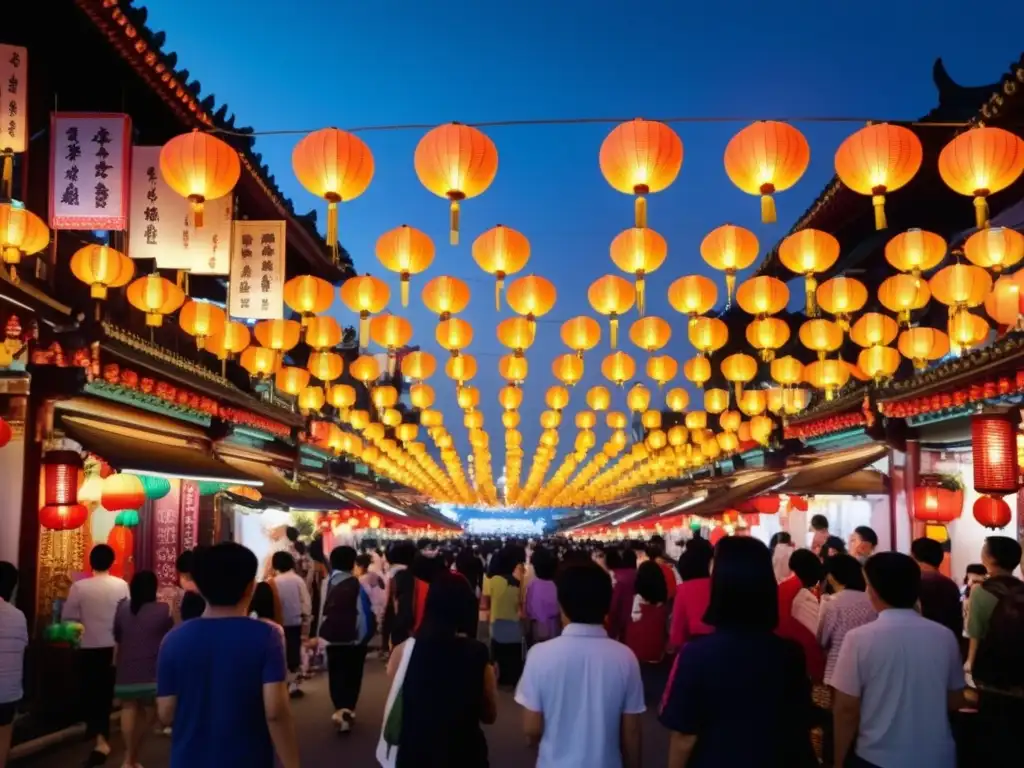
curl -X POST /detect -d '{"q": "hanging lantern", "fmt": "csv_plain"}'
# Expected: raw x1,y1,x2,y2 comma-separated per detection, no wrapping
39,451,87,531
70,244,135,300
401,351,437,381
628,315,671,353
373,385,400,413
719,410,742,433
938,126,1024,228
700,224,759,304
948,311,989,352
208,322,251,361
750,414,774,445
745,317,790,363
101,473,146,512
0,204,49,278
897,327,949,370
340,274,390,349
665,388,689,412
724,120,810,223
972,410,1019,495
137,475,172,502
736,276,788,317
721,353,757,401
502,411,521,429
414,122,498,245
609,227,667,316
646,355,677,388
552,354,585,386
601,350,636,387
291,127,373,259
688,316,729,358
283,276,334,327
973,496,1013,529
126,275,185,327
850,313,899,348
421,275,470,321
498,385,524,412
408,382,435,410
446,352,478,384
770,356,804,387
799,319,844,361
301,316,342,351
159,130,240,228
586,386,611,412
878,273,931,327
327,383,357,409
587,274,635,349
930,263,992,312
298,385,326,414
546,386,570,411
804,360,850,401
560,316,601,358
857,346,901,384
540,410,562,430
436,318,474,356
369,313,413,374
817,276,868,330
178,300,226,350
964,227,1024,274
472,225,530,309
985,276,1024,327
685,411,708,430
778,229,840,316
626,383,651,413
497,316,536,353
884,229,947,277
276,367,311,396
599,118,683,228
375,225,435,306
704,388,730,414
239,347,279,378
498,353,527,384
350,354,381,387
506,274,556,329
684,355,712,389
307,351,344,382
254,319,302,359
834,123,923,229
668,275,718,325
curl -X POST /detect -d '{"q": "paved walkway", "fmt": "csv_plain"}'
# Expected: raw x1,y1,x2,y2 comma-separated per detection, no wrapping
15,659,671,766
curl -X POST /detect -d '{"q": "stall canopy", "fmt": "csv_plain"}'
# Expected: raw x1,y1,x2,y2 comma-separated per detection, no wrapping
780,443,890,495
216,456,344,511
61,416,261,486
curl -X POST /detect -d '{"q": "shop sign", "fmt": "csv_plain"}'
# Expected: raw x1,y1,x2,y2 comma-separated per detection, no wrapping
0,45,28,154
153,481,181,588
229,220,285,320
180,480,200,550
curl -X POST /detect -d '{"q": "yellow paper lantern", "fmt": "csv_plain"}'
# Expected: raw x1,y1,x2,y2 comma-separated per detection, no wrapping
599,119,683,228
276,366,311,396
816,276,868,330
446,353,478,384
375,225,435,306
898,327,950,370
724,120,810,223
857,346,901,383
588,274,635,349
409,382,435,410
884,229,946,277
239,347,279,378
70,244,135,300
283,275,334,322
721,353,757,400
778,229,841,315
850,313,899,348
700,224,759,303
963,227,1024,274
646,355,677,388
878,273,931,326
126,274,184,327
178,300,225,349
327,384,357,409
683,355,712,389
601,351,636,387
307,351,344,382
799,319,844,361
552,354,585,386
704,388,729,414
609,227,667,315
665,387,689,412
586,385,611,412
472,225,530,309
745,317,790,362
560,316,602,357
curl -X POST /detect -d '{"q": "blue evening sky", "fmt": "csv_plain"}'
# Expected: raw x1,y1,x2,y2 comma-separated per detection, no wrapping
145,0,1022,499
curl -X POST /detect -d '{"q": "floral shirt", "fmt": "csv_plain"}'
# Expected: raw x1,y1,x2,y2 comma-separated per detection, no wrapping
817,588,877,686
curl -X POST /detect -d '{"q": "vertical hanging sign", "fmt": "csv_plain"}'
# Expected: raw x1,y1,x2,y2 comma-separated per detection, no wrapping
0,45,28,155
127,146,232,274
152,481,181,589
229,220,286,320
49,112,131,230
180,480,200,551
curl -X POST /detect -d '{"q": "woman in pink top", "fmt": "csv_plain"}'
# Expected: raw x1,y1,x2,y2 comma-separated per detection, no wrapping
669,538,714,651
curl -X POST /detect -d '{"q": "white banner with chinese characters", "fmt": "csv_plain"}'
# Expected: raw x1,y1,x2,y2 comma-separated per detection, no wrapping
127,146,232,274
49,113,131,230
229,220,286,320
0,45,28,154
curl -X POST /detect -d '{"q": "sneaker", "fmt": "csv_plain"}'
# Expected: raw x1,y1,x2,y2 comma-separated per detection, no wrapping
338,709,354,734
331,710,344,724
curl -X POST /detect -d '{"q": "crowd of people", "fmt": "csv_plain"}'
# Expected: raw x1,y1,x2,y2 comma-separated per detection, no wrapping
0,517,1022,767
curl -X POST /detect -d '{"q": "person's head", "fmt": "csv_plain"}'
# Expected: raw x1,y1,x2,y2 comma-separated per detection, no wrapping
419,571,478,639
294,541,307,557
620,548,638,570
412,552,447,583
648,534,666,560
822,535,847,559
89,544,115,573
823,553,866,593
330,545,357,573
591,546,608,570
271,550,295,575
531,547,558,581
128,570,157,615
309,536,325,565
863,551,920,611
192,542,258,609
354,553,372,577
604,547,623,571
677,538,713,581
454,550,480,578
789,548,824,589
248,581,276,621
910,537,945,571
387,541,417,567
704,536,778,631
0,561,18,602
556,561,613,626
635,560,668,605
286,526,299,543
981,535,1022,575
175,549,195,584
770,531,793,550
849,526,878,558
810,514,829,532
965,563,987,586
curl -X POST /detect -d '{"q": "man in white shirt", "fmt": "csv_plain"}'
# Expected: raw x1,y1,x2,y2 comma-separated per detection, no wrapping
270,551,311,698
832,551,967,768
515,561,644,768
61,544,129,762
0,562,28,768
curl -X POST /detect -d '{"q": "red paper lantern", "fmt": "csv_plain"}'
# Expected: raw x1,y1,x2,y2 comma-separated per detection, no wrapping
107,525,135,580
39,450,88,531
0,417,11,448
973,495,1012,529
972,412,1019,495
709,527,727,546
912,485,963,523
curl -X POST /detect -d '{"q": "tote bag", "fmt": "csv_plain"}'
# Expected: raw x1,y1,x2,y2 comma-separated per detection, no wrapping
376,638,416,768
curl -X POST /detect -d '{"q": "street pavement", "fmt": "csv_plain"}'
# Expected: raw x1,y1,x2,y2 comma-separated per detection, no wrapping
14,659,671,766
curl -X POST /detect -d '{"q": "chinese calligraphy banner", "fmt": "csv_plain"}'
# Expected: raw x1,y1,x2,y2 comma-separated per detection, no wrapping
180,480,200,551
229,220,286,320
152,481,181,589
128,146,232,274
49,112,131,230
0,45,28,154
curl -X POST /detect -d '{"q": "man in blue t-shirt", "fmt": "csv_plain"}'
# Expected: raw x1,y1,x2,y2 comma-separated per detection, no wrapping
157,542,300,768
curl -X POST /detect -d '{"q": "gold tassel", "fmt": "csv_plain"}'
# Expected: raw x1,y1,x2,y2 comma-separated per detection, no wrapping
610,315,619,349
760,194,777,224
189,197,205,228
495,273,505,311
734,382,743,402
359,312,369,350
805,274,818,317
388,351,397,376
636,274,646,317
635,196,647,228
1,152,12,199
974,196,989,229
872,194,887,230
401,274,410,308
725,272,736,306
450,200,460,246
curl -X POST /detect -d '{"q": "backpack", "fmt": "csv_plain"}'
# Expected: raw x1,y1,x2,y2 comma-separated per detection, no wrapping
973,575,1024,695
319,574,362,644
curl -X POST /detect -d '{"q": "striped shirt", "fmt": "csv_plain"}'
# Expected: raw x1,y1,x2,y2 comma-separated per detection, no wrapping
0,598,28,703
817,588,877,686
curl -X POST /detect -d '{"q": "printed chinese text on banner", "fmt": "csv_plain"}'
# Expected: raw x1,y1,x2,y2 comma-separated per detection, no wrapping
0,45,28,155
128,146,232,273
229,220,286,320
49,113,131,230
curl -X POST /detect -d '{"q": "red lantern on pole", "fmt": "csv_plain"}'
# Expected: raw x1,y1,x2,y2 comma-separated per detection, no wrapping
39,450,88,531
973,495,1012,529
972,411,1019,495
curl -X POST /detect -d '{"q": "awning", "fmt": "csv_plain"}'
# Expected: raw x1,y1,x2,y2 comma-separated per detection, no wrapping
216,456,343,511
61,416,261,486
781,443,889,494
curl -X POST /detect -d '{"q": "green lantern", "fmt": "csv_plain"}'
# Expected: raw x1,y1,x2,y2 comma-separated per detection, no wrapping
197,480,228,496
115,509,140,527
137,474,172,501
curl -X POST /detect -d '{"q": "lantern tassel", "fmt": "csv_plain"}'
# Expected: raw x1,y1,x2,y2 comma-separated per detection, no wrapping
636,274,646,317
610,315,619,350
974,196,989,229
189,197,205,229
635,196,647,228
326,199,339,261
725,272,736,306
805,274,818,317
872,194,887,230
401,274,410,308
0,152,11,199
495,273,505,311
359,312,370,350
450,200,460,246
760,194,777,224
734,382,743,402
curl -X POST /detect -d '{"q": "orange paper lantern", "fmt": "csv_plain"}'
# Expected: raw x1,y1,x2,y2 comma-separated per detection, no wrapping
126,274,184,327
304,316,343,350
70,244,135,300
700,224,759,303
506,275,556,324
588,274,635,349
207,322,251,360
938,126,1024,228
472,225,530,309
628,316,671,353
884,229,946,277
239,347,279,378
421,275,470,320
560,316,601,357
736,276,788,317
834,123,923,229
339,274,390,348
879,273,931,326
609,227,667,315
724,121,810,223
254,319,301,353
160,130,240,228
178,300,225,350
599,119,683,228
375,225,435,306
778,229,840,315
963,227,1024,274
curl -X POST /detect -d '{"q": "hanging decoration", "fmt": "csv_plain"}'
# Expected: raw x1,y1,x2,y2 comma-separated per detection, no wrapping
833,123,922,229
724,120,810,223
340,274,390,349
39,451,87,531
700,224,759,304
375,225,435,306
938,126,1024,228
229,220,287,320
51,113,131,230
778,228,840,316
159,129,239,228
609,227,667,315
599,118,683,228
126,274,185,327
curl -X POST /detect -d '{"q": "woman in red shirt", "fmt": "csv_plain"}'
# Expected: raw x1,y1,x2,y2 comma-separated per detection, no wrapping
625,561,669,664
669,537,714,652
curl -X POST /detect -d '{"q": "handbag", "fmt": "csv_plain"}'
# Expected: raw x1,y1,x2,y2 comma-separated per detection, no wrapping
376,637,416,768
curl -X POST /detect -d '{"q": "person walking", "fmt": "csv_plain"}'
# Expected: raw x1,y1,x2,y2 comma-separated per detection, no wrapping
270,552,311,699
607,548,638,643
113,570,173,768
832,552,966,768
911,537,963,640
174,550,205,622
62,544,130,765
156,542,299,768
379,572,497,767
482,547,525,687
515,561,645,768
318,545,374,734
661,536,817,768
523,547,560,645
248,581,285,641
668,539,713,654
355,554,387,646
0,562,27,768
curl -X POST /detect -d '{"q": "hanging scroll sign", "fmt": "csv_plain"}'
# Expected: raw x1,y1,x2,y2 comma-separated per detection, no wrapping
229,220,286,320
0,44,28,194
